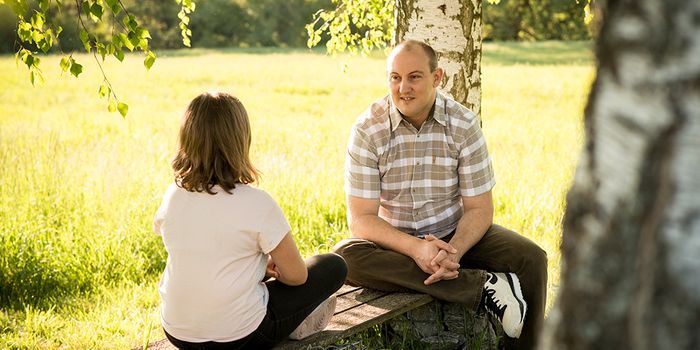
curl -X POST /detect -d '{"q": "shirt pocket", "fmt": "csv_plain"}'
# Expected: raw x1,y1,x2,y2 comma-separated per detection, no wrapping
425,143,460,199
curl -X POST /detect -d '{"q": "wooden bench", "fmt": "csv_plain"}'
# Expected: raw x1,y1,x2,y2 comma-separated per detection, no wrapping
275,284,433,349
142,285,433,350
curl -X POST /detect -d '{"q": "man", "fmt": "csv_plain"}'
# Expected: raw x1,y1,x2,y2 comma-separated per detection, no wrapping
332,40,547,349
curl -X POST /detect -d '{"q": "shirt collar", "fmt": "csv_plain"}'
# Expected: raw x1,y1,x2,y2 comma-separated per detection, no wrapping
388,91,448,132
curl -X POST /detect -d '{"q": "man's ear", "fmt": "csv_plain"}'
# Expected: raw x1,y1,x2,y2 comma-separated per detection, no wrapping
433,68,444,87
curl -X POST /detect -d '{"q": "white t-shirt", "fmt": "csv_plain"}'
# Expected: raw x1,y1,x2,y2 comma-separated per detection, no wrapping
154,183,290,342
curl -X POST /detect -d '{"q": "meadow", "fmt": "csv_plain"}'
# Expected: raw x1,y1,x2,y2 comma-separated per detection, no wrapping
0,41,594,349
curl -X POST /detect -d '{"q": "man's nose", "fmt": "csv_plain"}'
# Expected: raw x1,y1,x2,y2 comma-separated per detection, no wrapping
399,79,410,93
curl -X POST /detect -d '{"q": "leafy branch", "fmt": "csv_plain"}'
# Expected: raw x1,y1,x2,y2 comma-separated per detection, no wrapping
2,0,196,117
305,0,393,56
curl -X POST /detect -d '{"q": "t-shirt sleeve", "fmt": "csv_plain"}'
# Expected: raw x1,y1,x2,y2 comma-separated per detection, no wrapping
344,123,381,199
257,199,292,254
458,121,496,197
153,184,176,235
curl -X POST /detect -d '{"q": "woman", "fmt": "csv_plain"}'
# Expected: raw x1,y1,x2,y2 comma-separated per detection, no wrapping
154,91,347,349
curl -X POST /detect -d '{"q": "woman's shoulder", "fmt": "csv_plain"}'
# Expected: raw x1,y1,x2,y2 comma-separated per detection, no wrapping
230,184,279,206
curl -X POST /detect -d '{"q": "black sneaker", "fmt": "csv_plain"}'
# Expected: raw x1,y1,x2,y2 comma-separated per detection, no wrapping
482,272,527,338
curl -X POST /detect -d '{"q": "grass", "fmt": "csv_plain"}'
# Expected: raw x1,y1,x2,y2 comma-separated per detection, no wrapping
0,41,594,349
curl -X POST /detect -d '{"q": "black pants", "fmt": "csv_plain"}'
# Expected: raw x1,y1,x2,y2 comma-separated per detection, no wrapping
165,253,347,350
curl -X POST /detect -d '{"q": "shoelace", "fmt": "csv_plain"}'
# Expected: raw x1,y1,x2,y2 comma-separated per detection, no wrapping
483,287,506,320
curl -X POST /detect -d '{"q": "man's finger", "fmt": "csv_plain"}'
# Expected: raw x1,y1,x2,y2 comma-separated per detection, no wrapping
432,239,457,254
424,267,448,285
445,270,459,279
431,250,447,266
437,258,460,271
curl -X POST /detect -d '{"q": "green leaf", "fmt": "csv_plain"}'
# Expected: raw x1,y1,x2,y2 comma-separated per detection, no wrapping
112,34,123,49
107,100,117,113
23,53,34,69
119,33,134,51
97,42,107,60
105,0,119,12
59,56,70,72
69,58,83,77
17,21,32,41
81,1,91,17
39,31,53,53
117,102,128,117
79,29,90,52
38,0,49,11
113,47,124,61
31,12,45,29
98,84,109,97
56,25,63,37
137,27,151,40
143,51,156,70
90,3,104,19
122,15,137,30
30,70,35,85
32,30,43,44
127,30,140,48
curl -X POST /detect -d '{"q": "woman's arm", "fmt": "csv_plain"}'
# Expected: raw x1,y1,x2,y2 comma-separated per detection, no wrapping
268,233,307,286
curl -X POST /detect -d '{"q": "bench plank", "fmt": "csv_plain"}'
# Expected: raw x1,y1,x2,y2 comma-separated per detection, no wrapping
274,292,433,350
335,287,388,313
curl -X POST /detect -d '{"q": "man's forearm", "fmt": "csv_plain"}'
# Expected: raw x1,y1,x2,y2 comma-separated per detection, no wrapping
349,214,423,257
449,207,493,259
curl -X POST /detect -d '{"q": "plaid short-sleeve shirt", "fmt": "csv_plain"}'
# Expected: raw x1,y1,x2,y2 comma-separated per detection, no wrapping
345,92,495,238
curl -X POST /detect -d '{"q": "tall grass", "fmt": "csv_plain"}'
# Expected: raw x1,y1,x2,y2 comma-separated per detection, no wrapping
0,41,593,349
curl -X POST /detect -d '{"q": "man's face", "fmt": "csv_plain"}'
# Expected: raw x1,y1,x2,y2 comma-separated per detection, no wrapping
387,47,442,125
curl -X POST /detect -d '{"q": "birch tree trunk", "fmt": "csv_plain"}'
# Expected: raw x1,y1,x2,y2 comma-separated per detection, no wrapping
394,0,482,117
540,0,700,349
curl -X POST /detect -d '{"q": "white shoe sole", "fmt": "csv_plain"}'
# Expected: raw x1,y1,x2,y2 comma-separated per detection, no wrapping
288,295,337,340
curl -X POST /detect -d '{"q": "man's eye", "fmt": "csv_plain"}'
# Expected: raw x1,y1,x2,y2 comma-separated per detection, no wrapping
390,76,400,81
410,75,421,80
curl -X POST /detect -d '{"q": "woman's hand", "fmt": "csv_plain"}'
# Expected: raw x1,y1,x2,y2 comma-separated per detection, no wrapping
265,255,281,280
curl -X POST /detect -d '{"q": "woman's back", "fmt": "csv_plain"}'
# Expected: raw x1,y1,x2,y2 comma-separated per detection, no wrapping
155,183,290,342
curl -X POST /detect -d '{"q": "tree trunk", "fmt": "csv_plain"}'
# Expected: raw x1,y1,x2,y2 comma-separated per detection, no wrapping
394,0,482,117
539,0,700,349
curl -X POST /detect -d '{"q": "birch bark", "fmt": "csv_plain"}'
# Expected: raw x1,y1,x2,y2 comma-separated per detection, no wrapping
539,0,700,349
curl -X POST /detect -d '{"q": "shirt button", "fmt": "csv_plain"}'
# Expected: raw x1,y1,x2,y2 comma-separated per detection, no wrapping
416,161,421,165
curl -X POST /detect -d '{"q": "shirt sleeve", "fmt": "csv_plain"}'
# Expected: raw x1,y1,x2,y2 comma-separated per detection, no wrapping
458,121,496,197
257,199,292,254
344,122,381,199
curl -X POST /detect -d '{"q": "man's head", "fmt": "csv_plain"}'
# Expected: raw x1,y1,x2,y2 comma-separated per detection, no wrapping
387,40,443,127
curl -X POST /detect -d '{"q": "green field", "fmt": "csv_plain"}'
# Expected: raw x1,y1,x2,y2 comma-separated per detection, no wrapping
0,41,594,349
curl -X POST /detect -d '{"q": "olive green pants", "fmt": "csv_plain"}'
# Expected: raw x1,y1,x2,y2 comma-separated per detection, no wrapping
332,224,547,350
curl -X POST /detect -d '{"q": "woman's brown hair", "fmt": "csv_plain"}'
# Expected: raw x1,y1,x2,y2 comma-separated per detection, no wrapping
172,92,260,194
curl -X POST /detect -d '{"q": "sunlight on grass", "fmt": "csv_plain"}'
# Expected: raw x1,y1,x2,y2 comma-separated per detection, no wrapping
0,42,593,349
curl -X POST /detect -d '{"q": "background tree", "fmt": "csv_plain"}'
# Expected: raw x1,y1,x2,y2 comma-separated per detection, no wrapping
482,0,590,41
539,0,700,348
